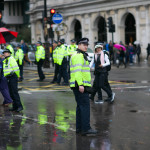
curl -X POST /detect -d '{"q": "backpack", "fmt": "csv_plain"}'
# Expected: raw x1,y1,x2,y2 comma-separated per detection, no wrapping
103,50,111,71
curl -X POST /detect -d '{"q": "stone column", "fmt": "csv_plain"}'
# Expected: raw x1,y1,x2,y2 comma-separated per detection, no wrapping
114,10,118,43
31,21,36,44
135,7,140,42
81,14,85,37
145,5,150,46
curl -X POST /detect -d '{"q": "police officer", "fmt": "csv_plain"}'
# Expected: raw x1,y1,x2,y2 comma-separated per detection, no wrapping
6,43,15,57
70,37,98,136
3,49,23,112
35,41,45,81
0,50,13,106
51,40,60,83
57,39,69,85
15,44,24,82
67,39,77,55
67,39,78,79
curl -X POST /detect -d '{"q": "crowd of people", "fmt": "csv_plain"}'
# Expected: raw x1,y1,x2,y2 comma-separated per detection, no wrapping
0,37,150,136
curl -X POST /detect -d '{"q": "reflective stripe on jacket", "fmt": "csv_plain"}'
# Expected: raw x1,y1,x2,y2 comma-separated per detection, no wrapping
3,56,20,77
70,52,91,87
53,47,59,64
35,46,45,62
15,48,24,65
56,44,68,65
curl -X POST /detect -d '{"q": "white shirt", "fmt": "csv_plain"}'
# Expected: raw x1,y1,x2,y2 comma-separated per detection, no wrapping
89,53,110,68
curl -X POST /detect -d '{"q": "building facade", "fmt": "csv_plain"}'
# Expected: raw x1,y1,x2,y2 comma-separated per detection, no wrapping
1,0,29,31
28,0,150,56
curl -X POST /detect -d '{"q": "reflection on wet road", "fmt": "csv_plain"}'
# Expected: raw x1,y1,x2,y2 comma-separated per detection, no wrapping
0,68,150,150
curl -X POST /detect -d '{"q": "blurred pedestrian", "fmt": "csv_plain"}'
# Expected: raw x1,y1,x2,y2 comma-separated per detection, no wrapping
125,44,129,64
90,44,115,103
0,50,13,107
146,43,150,61
3,49,23,112
15,44,24,82
21,40,30,65
51,40,59,83
35,41,45,81
117,47,126,68
70,37,98,136
128,43,134,64
135,44,141,63
109,41,113,61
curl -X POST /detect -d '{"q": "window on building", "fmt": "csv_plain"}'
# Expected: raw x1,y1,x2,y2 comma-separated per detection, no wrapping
9,2,11,16
17,2,20,16
13,2,15,16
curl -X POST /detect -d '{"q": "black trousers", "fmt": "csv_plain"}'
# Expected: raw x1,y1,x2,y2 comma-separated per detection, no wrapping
73,88,91,132
57,58,69,84
37,59,45,80
7,74,23,109
52,63,59,82
91,72,112,100
19,64,23,80
137,54,140,63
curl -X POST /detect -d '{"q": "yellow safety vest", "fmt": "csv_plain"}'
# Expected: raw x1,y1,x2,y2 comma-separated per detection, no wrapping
3,56,20,77
56,44,68,65
70,52,91,87
15,48,24,65
53,47,59,64
35,45,45,62
67,44,77,55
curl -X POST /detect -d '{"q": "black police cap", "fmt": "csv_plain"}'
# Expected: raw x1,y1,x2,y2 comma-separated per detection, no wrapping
71,39,76,43
77,38,89,45
36,41,42,45
59,39,65,44
3,48,12,54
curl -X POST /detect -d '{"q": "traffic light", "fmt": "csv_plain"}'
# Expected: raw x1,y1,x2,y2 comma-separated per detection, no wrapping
49,9,56,25
107,17,113,29
107,17,115,33
0,12,2,20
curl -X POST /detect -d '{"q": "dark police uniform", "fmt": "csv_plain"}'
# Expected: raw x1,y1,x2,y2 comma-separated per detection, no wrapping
70,38,97,135
3,49,23,112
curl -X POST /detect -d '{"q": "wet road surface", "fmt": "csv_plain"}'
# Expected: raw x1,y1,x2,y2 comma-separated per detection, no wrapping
0,64,150,150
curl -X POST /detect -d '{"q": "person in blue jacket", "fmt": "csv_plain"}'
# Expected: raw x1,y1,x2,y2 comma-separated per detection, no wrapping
0,49,13,106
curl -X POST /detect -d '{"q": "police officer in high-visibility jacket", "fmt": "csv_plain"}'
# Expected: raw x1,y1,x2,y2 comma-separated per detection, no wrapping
57,39,69,85
67,39,78,79
67,39,77,55
15,44,24,82
70,38,98,136
35,41,45,81
3,49,23,112
51,40,60,83
6,43,15,57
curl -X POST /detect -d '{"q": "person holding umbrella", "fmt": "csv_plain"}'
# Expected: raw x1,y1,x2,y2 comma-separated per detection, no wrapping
3,48,23,112
15,44,24,82
0,49,13,107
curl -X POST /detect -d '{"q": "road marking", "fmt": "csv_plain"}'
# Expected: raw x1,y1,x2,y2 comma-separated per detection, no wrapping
15,115,76,132
19,91,32,94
